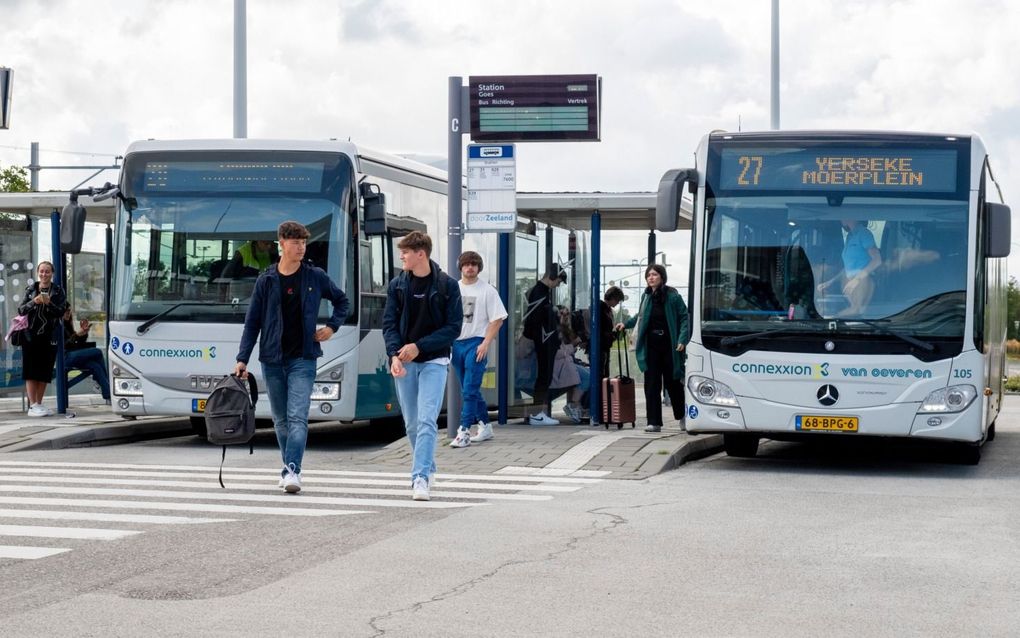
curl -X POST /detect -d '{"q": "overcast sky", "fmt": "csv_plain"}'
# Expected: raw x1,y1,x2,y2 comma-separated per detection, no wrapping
2,0,1019,298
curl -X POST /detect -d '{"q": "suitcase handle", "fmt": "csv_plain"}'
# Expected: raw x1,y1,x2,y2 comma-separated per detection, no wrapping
615,330,630,378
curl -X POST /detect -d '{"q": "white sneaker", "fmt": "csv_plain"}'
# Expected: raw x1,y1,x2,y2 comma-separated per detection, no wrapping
27,404,47,418
283,469,302,493
528,412,559,426
449,427,471,448
470,421,494,443
412,476,430,501
564,403,583,424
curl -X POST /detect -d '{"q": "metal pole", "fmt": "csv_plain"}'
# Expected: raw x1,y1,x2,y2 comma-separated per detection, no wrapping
233,0,247,138
51,209,67,415
771,0,780,130
497,232,510,425
29,142,39,191
647,230,656,267
589,210,601,423
446,76,464,439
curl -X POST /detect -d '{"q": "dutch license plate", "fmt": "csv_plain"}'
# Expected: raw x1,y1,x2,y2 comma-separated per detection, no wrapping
192,399,206,414
796,415,858,432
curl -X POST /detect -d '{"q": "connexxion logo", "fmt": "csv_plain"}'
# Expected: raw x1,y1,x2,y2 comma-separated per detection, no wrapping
111,337,216,360
732,361,829,378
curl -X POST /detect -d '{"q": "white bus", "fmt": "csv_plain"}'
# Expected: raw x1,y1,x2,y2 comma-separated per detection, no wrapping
657,131,1010,464
107,139,489,435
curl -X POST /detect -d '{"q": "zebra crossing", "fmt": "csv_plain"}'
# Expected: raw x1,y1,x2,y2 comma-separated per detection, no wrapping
0,460,603,561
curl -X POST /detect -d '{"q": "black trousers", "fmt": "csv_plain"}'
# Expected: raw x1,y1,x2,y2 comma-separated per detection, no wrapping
531,337,558,412
643,332,685,426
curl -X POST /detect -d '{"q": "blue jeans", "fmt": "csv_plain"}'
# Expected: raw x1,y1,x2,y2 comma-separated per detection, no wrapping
66,347,110,400
451,337,488,428
262,357,316,476
393,360,448,482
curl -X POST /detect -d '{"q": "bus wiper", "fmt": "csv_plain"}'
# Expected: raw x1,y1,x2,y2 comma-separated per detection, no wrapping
136,302,239,335
720,322,815,346
841,319,935,353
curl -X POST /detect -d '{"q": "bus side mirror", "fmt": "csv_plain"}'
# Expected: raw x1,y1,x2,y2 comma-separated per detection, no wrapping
361,182,387,235
655,168,697,232
985,202,1011,258
60,202,87,254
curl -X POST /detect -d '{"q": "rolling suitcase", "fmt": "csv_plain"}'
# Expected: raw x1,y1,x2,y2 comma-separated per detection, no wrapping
602,332,636,429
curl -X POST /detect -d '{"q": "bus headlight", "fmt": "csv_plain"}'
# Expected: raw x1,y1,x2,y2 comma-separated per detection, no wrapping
114,379,144,396
918,385,977,413
310,382,340,401
687,375,739,407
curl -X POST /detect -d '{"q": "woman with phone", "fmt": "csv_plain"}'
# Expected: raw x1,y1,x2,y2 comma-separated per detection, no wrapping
17,261,67,417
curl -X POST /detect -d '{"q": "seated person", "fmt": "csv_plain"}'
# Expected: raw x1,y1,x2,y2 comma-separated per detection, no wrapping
222,239,279,278
816,219,882,316
63,306,110,401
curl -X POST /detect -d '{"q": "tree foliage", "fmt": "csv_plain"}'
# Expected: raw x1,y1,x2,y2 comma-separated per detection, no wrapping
0,164,30,192
1008,277,1020,341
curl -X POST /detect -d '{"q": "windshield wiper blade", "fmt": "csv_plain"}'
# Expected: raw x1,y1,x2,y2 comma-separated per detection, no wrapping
136,302,238,335
842,319,935,352
720,322,815,346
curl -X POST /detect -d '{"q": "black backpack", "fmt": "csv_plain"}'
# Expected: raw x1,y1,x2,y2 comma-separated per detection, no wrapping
204,373,258,487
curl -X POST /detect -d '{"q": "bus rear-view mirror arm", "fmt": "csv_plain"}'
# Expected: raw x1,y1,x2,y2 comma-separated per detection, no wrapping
985,202,1011,258
655,168,697,232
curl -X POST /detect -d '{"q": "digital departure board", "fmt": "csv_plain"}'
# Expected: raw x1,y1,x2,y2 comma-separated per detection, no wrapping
141,161,327,193
469,74,601,142
716,146,960,193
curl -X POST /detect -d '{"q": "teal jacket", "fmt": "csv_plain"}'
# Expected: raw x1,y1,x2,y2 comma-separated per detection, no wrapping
624,285,690,379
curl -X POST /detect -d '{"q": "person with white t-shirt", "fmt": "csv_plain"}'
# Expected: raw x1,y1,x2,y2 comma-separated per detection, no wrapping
449,251,508,448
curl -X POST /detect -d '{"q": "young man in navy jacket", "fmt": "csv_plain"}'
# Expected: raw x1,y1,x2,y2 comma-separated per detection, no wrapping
235,221,349,493
382,231,463,501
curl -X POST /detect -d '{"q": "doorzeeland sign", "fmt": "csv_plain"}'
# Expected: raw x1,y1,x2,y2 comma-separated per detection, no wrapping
466,144,516,233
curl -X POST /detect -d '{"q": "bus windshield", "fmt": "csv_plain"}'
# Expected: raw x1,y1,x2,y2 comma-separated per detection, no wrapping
112,151,355,323
701,138,970,353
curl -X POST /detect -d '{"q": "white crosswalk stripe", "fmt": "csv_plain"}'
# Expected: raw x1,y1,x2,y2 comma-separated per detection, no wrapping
0,461,603,561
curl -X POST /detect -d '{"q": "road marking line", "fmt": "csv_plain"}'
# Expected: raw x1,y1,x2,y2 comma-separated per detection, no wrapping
1,470,579,492
0,477,552,502
0,462,603,484
2,485,481,509
543,435,622,472
496,466,614,477
0,496,372,518
0,545,71,560
0,509,233,525
0,524,141,541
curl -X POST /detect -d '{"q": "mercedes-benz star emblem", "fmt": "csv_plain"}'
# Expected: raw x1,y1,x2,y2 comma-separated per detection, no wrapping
817,384,839,406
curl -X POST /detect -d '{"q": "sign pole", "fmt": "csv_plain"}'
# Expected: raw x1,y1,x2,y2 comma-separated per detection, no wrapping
447,77,465,440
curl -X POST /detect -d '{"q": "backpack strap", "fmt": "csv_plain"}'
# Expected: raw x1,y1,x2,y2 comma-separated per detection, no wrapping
219,373,259,489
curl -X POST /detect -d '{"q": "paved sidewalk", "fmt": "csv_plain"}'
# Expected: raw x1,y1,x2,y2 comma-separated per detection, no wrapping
0,395,190,452
0,392,723,478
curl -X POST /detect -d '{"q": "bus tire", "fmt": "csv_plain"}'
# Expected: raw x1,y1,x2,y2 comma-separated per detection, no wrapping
955,442,981,466
723,433,759,458
190,416,208,440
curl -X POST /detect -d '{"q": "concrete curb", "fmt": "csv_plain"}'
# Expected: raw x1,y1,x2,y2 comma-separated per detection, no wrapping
0,418,191,453
642,433,725,476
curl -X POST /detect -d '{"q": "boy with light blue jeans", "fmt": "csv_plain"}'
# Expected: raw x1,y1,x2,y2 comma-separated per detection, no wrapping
449,251,507,448
382,231,463,501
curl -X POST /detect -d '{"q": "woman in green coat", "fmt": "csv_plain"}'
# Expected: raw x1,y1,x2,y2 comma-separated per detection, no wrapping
617,264,689,432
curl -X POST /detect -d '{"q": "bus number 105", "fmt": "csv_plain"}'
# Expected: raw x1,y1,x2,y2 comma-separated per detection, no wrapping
737,155,764,185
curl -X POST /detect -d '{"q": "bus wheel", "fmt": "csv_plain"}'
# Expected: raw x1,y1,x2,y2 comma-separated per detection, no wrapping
190,416,208,440
723,433,759,458
955,443,981,466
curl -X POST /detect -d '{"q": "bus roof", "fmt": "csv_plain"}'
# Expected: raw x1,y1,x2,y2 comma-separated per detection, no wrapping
707,129,979,144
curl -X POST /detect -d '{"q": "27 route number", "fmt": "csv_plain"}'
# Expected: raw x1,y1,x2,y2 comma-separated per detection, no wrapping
737,155,764,186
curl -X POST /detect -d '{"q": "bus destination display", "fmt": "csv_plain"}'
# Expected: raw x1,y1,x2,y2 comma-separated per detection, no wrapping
142,161,326,193
718,147,959,193
469,74,600,142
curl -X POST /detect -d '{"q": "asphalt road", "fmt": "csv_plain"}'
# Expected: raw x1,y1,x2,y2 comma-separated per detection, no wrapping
1,404,1018,636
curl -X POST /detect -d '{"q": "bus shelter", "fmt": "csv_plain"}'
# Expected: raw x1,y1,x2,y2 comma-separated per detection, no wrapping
0,192,115,410
502,191,694,425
